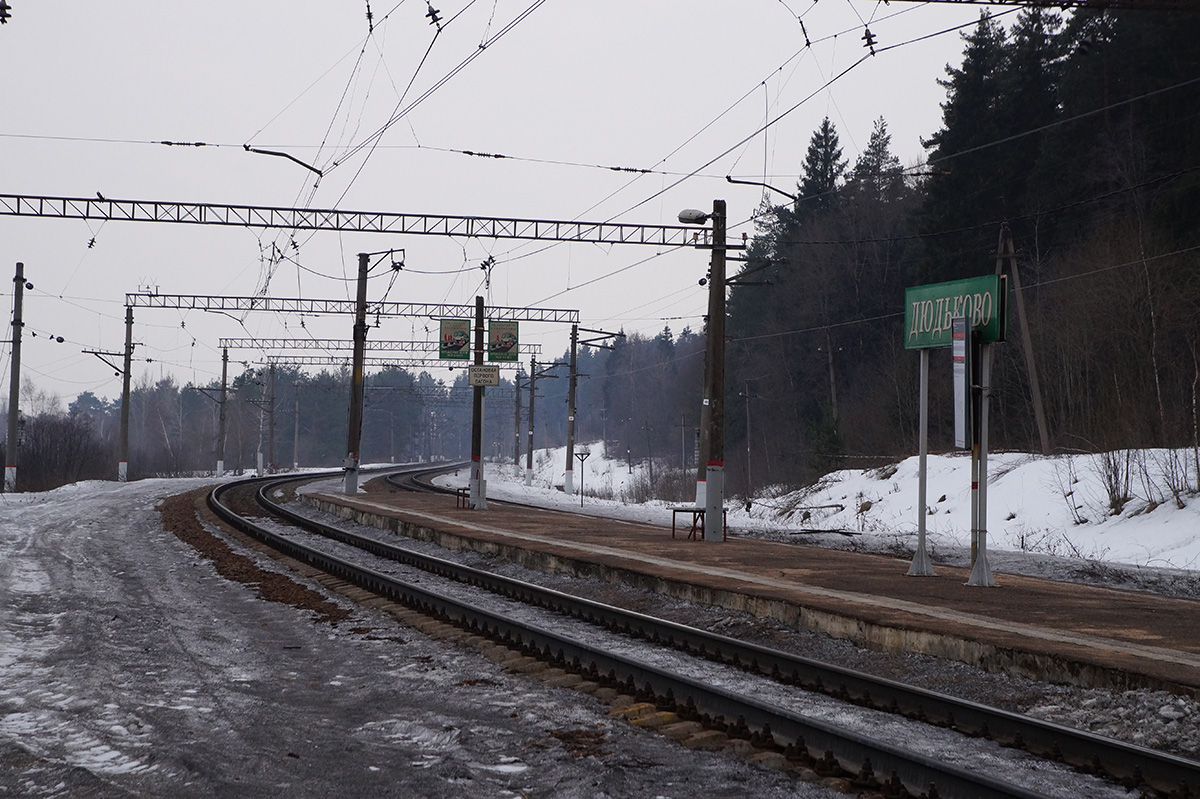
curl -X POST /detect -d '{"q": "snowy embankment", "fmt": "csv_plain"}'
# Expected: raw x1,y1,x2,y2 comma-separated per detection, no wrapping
455,444,1200,574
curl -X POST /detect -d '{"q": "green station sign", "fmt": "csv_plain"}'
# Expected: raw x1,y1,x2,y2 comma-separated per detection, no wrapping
904,275,1008,349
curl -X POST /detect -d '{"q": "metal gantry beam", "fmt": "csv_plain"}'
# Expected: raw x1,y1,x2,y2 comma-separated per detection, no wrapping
219,337,541,355
128,293,579,324
0,193,703,247
261,355,523,371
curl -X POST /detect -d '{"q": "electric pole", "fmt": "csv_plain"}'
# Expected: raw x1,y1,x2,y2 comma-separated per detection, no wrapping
997,225,1051,455
564,326,621,493
526,357,537,485
344,252,369,494
513,369,523,466
469,295,487,509
118,306,133,482
218,347,228,476
703,200,728,541
564,325,579,495
4,263,25,492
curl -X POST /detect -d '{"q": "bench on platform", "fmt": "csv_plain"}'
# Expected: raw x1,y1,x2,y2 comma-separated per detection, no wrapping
455,487,470,508
670,506,728,541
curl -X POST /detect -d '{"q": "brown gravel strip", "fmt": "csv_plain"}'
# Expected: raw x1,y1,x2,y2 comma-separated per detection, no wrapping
159,486,350,625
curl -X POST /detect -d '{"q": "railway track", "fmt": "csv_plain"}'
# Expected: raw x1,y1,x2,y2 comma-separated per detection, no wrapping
208,467,1200,799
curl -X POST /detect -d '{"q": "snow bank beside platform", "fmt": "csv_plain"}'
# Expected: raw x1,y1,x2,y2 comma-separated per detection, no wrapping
454,445,1200,573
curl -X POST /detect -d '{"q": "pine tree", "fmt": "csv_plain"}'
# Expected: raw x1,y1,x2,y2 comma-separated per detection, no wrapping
798,117,847,217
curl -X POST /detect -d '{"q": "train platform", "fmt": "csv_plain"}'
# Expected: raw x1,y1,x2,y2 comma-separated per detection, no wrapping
302,483,1200,699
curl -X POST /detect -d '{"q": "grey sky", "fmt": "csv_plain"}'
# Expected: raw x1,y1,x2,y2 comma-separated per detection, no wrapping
1,0,996,405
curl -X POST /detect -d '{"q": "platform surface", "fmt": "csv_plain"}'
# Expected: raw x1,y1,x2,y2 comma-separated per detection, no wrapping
309,487,1200,696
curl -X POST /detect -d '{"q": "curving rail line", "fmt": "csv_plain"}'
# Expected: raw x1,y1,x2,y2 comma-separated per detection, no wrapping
208,468,1200,799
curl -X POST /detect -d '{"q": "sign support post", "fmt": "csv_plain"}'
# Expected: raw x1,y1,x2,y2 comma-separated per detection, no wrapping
906,347,935,576
968,342,997,586
904,274,1006,583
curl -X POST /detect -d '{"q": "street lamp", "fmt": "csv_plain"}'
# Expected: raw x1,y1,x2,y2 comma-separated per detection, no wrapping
679,200,727,542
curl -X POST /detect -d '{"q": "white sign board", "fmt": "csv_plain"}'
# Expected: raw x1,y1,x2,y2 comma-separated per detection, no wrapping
468,364,500,387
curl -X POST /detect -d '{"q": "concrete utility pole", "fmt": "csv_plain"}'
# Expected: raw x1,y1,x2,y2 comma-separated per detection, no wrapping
564,326,621,493
740,382,757,503
344,252,369,494
564,324,579,495
524,356,564,486
642,421,655,486
526,356,537,486
217,348,228,476
118,306,133,482
293,383,301,470
674,413,688,472
702,200,728,541
469,296,487,509
513,370,523,466
5,262,26,492
267,363,276,474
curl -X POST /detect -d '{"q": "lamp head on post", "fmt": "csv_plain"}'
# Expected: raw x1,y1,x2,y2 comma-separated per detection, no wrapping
677,209,710,225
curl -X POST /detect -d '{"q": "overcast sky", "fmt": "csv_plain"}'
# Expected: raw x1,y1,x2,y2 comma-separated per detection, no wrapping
1,0,1006,406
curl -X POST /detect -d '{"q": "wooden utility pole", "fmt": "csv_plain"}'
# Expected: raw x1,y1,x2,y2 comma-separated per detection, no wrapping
4,263,25,492
996,225,1051,455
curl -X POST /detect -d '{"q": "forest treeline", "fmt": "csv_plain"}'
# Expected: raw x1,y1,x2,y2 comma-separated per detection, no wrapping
4,8,1199,495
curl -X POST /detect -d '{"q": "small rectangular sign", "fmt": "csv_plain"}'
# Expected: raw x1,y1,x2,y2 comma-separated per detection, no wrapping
952,317,971,450
469,364,500,387
439,318,471,360
488,320,519,362
904,275,1007,349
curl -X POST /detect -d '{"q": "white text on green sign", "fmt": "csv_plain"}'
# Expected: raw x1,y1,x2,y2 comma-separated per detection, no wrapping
904,275,1007,349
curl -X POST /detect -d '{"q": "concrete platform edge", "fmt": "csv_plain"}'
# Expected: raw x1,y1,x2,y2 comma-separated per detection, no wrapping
305,495,1197,697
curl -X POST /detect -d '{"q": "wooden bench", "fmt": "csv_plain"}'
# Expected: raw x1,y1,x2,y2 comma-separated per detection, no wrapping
670,507,727,541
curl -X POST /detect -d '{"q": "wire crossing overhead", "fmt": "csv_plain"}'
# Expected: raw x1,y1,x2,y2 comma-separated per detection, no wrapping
881,0,1194,8
128,294,579,324
0,194,702,247
219,337,542,355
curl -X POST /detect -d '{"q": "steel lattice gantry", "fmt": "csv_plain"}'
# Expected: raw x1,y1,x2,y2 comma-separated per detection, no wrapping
0,193,703,247
218,337,541,355
261,355,523,371
129,294,579,324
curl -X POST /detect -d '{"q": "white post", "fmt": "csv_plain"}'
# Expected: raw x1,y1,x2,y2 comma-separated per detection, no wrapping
908,348,936,576
968,342,996,586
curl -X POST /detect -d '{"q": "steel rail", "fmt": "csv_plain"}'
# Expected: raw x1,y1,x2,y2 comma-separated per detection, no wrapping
286,467,1200,797
209,471,1053,799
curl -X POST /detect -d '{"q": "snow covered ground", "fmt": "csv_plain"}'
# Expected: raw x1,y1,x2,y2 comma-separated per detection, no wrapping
0,478,829,798
3,446,1198,796
463,443,1200,580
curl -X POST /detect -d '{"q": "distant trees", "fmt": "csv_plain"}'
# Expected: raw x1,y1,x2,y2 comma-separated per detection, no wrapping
6,8,1199,496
